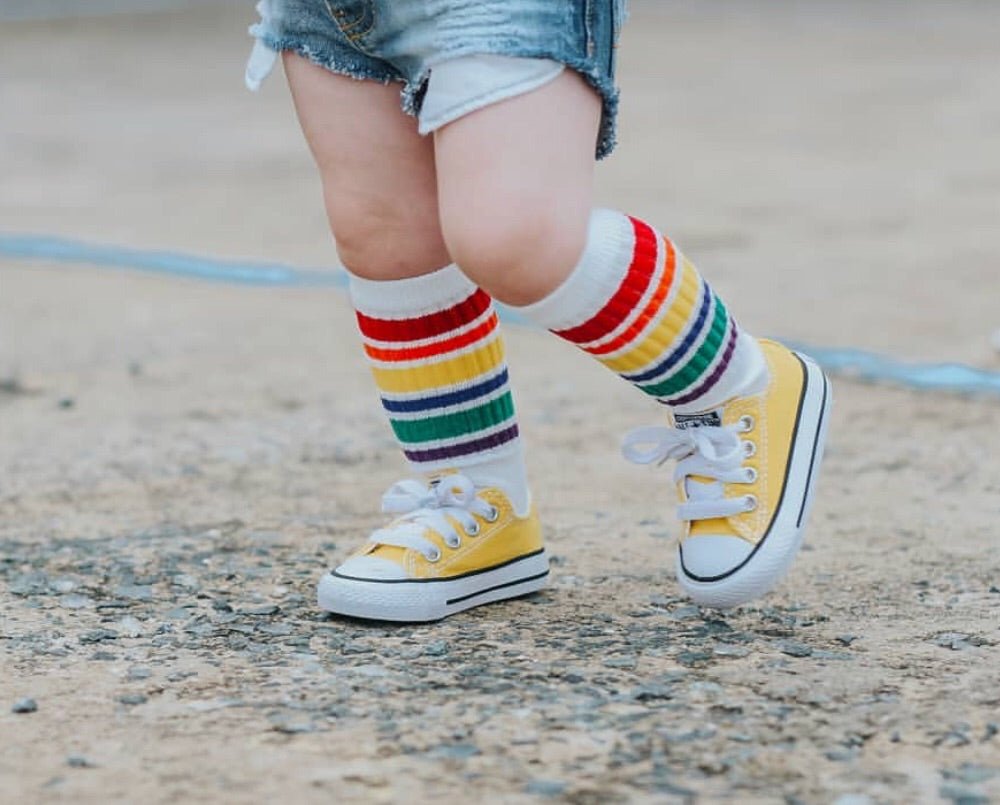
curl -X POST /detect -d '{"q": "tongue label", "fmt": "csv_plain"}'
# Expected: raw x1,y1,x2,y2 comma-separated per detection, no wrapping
674,411,722,430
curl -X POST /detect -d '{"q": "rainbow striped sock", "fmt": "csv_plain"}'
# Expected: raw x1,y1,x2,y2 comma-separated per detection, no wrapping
349,265,529,513
519,209,767,413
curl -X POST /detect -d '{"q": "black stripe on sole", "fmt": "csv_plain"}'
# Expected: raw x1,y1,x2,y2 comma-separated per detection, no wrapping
796,370,830,527
331,547,546,585
446,570,550,606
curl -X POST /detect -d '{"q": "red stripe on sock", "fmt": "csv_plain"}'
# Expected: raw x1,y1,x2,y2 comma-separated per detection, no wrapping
356,288,491,343
363,312,499,362
585,237,677,356
553,217,658,346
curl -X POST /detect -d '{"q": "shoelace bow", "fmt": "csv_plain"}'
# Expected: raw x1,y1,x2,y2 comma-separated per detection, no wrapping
369,474,497,561
621,421,757,521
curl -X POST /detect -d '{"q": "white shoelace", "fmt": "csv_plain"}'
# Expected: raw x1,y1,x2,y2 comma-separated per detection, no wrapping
369,474,498,562
621,419,758,521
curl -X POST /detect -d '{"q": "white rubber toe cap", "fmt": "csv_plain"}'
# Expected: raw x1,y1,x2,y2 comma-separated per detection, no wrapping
679,535,755,581
334,555,408,581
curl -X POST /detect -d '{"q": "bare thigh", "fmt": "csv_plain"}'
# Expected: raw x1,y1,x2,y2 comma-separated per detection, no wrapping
434,70,602,306
283,53,450,280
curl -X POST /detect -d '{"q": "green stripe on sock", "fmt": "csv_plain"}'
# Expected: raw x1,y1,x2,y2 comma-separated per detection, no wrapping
389,392,515,444
639,295,730,398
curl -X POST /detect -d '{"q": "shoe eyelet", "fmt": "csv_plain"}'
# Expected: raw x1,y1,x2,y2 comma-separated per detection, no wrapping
739,415,755,432
464,522,481,537
742,440,757,458
484,505,500,523
426,547,442,562
445,535,461,548
743,494,758,512
744,467,758,483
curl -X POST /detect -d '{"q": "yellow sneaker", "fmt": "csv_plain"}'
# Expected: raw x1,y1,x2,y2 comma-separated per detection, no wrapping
623,339,832,608
317,474,547,622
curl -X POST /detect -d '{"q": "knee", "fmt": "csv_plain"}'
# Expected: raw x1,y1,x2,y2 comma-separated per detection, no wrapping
440,201,589,307
324,189,450,280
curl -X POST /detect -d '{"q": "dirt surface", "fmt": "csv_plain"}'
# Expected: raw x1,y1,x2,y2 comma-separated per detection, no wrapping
2,3,999,803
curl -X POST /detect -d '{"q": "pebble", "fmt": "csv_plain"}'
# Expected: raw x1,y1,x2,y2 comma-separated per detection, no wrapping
66,756,96,769
119,694,148,706
241,604,280,616
12,698,38,714
423,641,449,657
428,744,480,760
58,594,95,610
524,779,567,797
118,616,144,637
777,641,813,658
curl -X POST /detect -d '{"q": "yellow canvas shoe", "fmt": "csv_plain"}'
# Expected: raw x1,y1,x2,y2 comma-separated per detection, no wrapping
317,474,547,622
623,339,832,608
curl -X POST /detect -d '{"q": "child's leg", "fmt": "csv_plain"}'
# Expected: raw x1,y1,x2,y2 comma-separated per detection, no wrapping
283,53,449,279
283,54,546,621
434,71,831,608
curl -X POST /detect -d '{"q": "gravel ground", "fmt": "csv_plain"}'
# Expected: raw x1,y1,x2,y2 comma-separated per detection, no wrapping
2,3,999,803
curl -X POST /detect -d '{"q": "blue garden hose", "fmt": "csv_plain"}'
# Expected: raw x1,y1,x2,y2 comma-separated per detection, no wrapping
3,232,999,398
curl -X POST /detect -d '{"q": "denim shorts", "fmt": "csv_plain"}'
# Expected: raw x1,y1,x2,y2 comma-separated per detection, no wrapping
247,0,625,158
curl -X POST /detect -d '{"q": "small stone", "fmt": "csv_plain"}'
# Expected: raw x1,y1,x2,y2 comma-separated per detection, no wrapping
604,656,637,670
115,584,153,602
825,749,857,762
835,634,858,646
524,780,566,797
428,744,480,760
943,765,997,785
777,640,813,658
50,578,78,594
57,397,75,409
66,756,96,769
631,685,673,702
939,784,989,805
713,644,749,658
118,616,144,637
12,698,38,714
126,667,152,681
423,641,449,657
79,629,119,644
119,694,148,706
58,594,94,610
677,651,713,667
241,604,280,616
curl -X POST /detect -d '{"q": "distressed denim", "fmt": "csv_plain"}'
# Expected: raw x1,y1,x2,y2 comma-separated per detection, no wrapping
247,0,626,158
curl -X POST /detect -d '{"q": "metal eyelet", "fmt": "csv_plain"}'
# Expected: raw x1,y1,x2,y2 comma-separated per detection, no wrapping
426,547,442,562
742,440,757,458
743,494,758,512
484,506,500,523
445,535,461,549
464,521,481,537
744,467,758,483
739,415,755,432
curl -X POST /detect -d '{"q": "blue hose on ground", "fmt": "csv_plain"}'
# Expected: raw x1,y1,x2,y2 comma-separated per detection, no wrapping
3,232,999,397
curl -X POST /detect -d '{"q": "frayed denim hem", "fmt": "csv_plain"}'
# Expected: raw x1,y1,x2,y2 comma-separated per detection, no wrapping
256,33,401,87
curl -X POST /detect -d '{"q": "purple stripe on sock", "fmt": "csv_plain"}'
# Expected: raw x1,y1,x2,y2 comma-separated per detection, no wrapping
667,323,740,407
404,423,520,464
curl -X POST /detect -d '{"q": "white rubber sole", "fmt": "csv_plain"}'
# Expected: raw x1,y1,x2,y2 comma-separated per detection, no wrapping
677,353,832,608
317,549,549,623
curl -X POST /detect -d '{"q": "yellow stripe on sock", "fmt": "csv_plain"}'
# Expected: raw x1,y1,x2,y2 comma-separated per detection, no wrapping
599,259,702,374
371,339,505,394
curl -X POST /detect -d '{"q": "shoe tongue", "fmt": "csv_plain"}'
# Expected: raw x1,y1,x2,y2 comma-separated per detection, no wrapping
674,408,727,509
673,409,723,431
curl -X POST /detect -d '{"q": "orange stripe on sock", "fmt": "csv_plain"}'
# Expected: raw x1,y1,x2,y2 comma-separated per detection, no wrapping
585,237,677,357
363,312,499,363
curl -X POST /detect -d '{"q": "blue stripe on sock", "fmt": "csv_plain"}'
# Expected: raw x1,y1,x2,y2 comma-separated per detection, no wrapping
380,368,510,414
623,282,713,384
